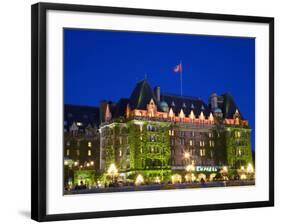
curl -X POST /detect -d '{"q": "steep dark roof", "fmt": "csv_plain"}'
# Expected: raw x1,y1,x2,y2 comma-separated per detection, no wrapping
218,93,244,119
160,93,210,116
129,80,158,110
64,104,100,130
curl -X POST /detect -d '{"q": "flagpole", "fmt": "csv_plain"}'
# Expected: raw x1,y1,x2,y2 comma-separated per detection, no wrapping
180,60,183,97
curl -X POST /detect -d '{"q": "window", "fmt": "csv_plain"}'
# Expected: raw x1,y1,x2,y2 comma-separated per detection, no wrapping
88,150,91,156
209,140,215,147
180,138,184,145
200,149,206,156
209,132,213,138
119,137,122,145
66,149,70,156
76,149,80,156
237,131,241,138
88,141,92,147
119,150,122,157
238,148,242,156
189,140,193,146
76,122,83,126
210,150,214,158
66,141,70,146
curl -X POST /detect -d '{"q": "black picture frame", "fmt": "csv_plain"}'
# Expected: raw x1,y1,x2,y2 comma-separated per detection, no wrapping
31,2,274,222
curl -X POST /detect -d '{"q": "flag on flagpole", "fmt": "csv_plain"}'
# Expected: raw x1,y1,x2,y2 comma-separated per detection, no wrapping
173,63,182,73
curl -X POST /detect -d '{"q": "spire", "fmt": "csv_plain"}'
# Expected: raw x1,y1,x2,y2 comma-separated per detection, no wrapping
191,103,195,109
179,109,185,119
189,110,195,119
147,98,157,117
126,104,131,119
209,112,214,122
168,107,174,118
105,104,112,122
199,111,205,120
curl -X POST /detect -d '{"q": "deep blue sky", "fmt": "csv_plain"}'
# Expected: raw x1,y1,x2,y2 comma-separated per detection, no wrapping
64,28,255,151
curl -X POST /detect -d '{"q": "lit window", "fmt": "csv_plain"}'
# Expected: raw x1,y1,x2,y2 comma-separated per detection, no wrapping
238,149,242,156
209,132,212,138
66,149,70,156
119,150,122,157
119,137,122,145
237,131,241,138
88,142,92,147
209,140,215,147
76,150,80,156
66,141,70,146
200,149,206,156
88,150,91,156
189,140,193,146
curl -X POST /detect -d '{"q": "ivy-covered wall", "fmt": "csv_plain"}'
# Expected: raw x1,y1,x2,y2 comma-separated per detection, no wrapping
102,119,171,176
225,126,253,168
128,120,171,171
101,119,253,176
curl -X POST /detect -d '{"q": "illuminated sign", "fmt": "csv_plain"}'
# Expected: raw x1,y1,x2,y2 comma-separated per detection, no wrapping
195,166,219,172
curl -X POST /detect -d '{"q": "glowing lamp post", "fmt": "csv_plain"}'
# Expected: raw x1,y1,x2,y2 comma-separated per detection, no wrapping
107,163,118,183
247,163,254,173
135,174,144,186
246,163,254,180
220,166,228,180
185,164,195,182
184,152,190,160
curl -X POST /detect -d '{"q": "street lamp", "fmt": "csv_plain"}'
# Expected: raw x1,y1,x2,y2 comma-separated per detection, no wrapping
185,164,195,182
247,163,254,173
220,166,228,180
184,152,190,159
107,163,118,184
135,174,144,186
246,163,254,180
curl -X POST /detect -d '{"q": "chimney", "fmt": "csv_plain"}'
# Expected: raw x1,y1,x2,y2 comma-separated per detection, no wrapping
154,86,161,103
209,93,218,111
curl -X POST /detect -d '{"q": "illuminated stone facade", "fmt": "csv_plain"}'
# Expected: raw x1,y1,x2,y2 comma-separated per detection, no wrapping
98,80,253,180
64,80,253,183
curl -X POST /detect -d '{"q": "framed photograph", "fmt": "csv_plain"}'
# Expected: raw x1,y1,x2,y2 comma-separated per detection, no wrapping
31,2,274,222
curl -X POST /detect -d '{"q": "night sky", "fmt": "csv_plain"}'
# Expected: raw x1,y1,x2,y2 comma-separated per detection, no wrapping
64,28,255,151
